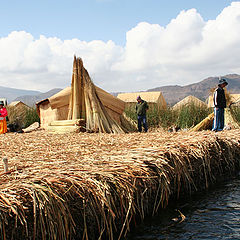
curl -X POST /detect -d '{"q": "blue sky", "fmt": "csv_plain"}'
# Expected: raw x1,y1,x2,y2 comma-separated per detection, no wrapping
0,0,239,92
0,0,234,45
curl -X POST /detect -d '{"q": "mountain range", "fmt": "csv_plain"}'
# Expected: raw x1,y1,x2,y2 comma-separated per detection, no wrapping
1,74,240,106
147,74,240,105
0,86,41,104
14,88,62,106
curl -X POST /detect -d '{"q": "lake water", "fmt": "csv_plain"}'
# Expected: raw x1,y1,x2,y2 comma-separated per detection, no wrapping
128,175,240,240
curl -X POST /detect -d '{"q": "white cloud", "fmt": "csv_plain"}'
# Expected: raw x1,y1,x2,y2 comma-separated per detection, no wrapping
0,2,240,93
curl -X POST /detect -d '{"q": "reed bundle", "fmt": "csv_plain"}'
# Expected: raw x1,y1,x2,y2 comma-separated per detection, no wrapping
190,112,214,131
67,56,125,134
191,108,240,131
0,130,239,239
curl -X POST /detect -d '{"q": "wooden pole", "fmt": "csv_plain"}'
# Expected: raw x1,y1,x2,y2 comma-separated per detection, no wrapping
2,157,8,173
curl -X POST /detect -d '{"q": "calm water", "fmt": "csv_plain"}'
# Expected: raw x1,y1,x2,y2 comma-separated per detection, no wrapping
128,175,240,240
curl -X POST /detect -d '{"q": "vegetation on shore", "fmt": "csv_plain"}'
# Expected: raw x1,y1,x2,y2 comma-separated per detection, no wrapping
124,103,212,129
6,106,40,129
231,106,240,123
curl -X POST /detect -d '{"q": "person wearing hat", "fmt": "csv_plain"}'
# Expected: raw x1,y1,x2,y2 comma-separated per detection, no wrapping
212,78,228,131
136,96,149,132
0,101,8,134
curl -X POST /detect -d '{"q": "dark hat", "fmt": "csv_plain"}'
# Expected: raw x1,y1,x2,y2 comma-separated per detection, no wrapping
136,95,142,100
0,101,4,106
218,78,228,86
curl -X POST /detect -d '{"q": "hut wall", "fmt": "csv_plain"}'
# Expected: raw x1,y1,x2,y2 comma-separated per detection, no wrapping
39,101,58,129
56,106,69,120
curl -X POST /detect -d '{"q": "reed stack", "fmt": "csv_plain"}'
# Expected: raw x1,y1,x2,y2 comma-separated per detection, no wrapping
0,130,239,239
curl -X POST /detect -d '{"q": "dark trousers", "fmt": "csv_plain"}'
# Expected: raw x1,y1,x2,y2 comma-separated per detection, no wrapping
212,107,224,131
137,115,148,132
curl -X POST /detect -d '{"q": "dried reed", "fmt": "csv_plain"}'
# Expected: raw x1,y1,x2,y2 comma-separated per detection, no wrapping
67,57,126,134
0,130,239,239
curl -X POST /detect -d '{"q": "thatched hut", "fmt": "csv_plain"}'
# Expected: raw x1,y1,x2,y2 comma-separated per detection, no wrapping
7,101,31,127
8,101,31,112
37,86,125,129
117,91,167,109
172,95,207,111
36,57,136,133
207,93,240,108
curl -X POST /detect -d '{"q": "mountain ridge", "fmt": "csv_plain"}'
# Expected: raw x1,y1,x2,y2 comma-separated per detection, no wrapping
147,74,240,105
0,86,41,103
1,74,240,106
14,88,63,106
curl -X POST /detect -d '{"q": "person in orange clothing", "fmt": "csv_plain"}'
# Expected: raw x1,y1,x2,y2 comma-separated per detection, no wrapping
0,101,8,134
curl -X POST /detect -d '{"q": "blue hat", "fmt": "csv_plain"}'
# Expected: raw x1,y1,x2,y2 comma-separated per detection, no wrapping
218,78,228,86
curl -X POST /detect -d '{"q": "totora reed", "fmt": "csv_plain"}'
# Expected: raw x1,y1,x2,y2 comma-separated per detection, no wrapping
0,130,239,239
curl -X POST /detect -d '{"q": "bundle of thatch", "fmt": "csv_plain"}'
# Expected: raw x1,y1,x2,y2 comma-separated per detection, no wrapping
191,108,240,131
48,56,134,133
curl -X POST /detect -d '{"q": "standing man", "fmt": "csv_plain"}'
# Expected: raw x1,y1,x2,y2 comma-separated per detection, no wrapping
136,96,149,132
212,78,228,132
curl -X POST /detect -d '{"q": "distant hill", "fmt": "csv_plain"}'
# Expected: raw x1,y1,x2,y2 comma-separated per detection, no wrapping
147,74,240,105
3,74,240,107
15,88,62,106
0,86,41,104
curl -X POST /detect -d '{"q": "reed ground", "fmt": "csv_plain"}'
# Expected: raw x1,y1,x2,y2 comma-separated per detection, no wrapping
0,129,239,239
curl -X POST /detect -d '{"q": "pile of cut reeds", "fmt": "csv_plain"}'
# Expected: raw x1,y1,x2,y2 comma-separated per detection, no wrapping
67,56,125,134
0,130,239,239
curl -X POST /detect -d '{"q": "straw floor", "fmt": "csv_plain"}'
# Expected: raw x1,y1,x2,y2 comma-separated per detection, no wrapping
0,130,239,239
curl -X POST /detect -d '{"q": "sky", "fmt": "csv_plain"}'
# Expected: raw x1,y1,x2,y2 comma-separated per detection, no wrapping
0,0,239,92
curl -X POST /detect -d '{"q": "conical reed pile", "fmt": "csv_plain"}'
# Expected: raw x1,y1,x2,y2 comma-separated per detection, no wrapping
0,130,239,239
68,57,125,133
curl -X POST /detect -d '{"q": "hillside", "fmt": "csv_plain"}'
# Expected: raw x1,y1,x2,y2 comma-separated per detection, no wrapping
15,88,62,106
2,74,240,107
148,74,240,105
0,86,41,103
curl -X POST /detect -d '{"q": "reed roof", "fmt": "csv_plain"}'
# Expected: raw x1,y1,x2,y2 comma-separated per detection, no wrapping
9,101,30,108
117,91,165,103
172,95,207,110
